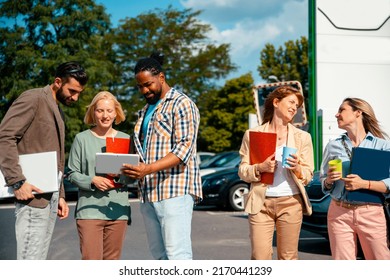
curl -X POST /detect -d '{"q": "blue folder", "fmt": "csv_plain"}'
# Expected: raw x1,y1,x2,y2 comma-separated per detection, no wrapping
346,147,390,204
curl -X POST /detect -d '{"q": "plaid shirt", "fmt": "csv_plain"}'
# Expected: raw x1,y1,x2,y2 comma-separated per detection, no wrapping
133,88,202,203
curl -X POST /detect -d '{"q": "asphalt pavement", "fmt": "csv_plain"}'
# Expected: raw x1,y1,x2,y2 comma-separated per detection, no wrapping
0,198,332,260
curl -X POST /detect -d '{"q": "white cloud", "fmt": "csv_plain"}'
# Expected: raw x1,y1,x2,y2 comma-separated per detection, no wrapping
181,0,302,25
181,0,308,84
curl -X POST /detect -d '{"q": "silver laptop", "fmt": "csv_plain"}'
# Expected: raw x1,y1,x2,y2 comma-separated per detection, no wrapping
0,151,59,198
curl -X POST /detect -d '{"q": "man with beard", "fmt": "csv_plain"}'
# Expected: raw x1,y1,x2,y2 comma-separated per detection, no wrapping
121,53,202,260
0,61,88,259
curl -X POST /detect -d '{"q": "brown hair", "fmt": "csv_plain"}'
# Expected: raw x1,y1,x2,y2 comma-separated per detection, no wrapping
84,91,126,125
262,85,304,124
343,97,388,139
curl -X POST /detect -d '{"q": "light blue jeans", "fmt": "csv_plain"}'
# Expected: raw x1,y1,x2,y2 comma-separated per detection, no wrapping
140,194,194,260
15,191,59,260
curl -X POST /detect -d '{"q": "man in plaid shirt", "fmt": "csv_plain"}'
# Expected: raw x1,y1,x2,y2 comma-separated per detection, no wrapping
122,53,202,260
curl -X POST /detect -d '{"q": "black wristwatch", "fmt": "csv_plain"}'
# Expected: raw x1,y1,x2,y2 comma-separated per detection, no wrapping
8,180,26,190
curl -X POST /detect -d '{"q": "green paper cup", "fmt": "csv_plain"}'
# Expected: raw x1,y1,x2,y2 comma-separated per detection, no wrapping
328,159,342,173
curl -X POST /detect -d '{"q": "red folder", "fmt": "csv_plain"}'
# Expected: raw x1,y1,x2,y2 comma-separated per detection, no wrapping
249,131,277,184
106,137,131,154
105,137,131,187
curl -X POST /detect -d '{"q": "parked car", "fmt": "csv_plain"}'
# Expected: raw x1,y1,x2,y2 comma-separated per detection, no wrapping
197,152,215,164
200,166,249,211
199,151,239,169
302,171,331,238
199,151,240,176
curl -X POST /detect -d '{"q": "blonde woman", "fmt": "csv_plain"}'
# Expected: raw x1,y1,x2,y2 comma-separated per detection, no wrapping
238,85,314,260
321,97,390,259
67,91,131,260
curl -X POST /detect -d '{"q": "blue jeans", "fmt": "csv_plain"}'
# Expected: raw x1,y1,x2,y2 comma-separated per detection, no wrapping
15,191,59,259
140,194,194,260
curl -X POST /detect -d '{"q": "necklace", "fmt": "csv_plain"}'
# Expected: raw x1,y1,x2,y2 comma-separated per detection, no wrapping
277,128,288,140
269,122,288,142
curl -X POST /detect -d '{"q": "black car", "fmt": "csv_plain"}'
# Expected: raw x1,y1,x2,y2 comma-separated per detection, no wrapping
302,171,331,238
200,151,241,177
199,151,239,170
200,166,249,211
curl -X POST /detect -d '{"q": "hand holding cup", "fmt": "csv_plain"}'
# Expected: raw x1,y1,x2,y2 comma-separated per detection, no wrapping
327,159,343,182
282,146,298,168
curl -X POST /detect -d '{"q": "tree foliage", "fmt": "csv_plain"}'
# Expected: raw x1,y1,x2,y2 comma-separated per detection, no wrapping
0,1,236,153
197,73,256,152
112,6,237,135
0,0,116,152
0,1,307,155
258,36,308,98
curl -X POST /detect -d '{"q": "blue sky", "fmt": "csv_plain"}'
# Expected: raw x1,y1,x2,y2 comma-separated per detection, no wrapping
1,0,308,85
97,0,309,85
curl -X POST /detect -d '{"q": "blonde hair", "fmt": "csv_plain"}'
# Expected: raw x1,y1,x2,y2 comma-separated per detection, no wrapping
84,91,126,125
343,97,388,139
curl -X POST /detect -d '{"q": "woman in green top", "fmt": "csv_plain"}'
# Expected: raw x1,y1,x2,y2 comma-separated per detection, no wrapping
67,91,131,260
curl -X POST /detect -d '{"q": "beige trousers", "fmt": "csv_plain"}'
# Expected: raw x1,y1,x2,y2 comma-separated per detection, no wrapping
248,194,303,260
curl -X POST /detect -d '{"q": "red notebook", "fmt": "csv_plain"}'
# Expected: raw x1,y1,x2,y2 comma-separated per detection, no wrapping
249,131,277,184
106,137,131,154
105,137,131,187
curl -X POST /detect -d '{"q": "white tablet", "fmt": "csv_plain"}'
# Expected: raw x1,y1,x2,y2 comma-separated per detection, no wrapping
95,153,139,174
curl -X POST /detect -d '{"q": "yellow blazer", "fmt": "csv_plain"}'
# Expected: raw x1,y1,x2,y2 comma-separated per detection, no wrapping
238,122,314,215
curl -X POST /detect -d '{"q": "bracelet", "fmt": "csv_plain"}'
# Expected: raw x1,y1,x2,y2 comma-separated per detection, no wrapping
368,180,371,190
324,180,333,189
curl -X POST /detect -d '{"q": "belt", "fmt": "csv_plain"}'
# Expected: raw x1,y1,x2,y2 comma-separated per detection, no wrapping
332,199,369,210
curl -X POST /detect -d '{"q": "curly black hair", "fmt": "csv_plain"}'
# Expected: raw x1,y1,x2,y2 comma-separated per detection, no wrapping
134,52,165,76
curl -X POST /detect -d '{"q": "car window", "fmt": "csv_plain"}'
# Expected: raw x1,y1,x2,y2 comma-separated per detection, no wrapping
199,152,239,169
211,153,238,167
200,153,227,168
199,154,214,162
199,156,217,168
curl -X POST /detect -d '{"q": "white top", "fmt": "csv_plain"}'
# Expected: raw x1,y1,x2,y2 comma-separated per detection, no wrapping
265,145,300,197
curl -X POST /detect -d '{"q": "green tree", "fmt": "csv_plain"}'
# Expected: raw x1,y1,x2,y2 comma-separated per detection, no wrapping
112,6,237,134
0,0,116,152
0,2,237,152
258,36,308,98
198,73,255,152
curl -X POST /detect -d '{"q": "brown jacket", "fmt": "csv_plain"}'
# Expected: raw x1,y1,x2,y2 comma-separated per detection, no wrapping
238,122,314,215
0,85,65,208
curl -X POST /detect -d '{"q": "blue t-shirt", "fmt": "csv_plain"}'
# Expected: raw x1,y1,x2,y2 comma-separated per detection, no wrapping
141,101,161,153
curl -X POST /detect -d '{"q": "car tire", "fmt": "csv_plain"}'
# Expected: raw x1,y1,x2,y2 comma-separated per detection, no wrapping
228,183,249,211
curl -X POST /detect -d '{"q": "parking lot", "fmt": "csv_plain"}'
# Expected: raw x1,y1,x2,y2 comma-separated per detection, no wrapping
0,198,332,260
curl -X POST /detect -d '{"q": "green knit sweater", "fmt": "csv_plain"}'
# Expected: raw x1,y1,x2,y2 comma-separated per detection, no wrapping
67,129,131,220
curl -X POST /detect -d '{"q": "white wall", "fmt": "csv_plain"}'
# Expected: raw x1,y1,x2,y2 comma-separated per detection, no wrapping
316,0,390,147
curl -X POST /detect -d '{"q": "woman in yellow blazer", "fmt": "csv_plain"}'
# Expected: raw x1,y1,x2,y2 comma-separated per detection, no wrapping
238,85,314,260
